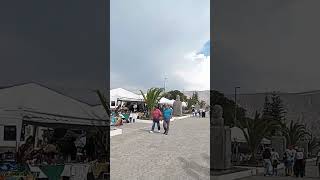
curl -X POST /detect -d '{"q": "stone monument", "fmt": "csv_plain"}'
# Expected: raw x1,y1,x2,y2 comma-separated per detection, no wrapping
271,136,286,160
173,95,182,116
211,105,232,170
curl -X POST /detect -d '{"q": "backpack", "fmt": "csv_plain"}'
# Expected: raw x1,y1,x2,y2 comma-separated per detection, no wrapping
152,109,161,119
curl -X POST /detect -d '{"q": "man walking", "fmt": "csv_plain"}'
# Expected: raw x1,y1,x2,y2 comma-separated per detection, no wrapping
162,104,173,135
150,106,162,133
271,148,280,176
262,148,272,176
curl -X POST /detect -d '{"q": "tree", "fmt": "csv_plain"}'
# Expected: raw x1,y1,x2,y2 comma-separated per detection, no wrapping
199,100,206,108
86,90,110,161
237,111,278,162
164,90,187,102
263,92,287,135
211,90,246,127
192,92,199,103
270,92,286,124
140,88,164,118
186,92,200,109
308,133,320,154
282,120,309,147
262,95,272,121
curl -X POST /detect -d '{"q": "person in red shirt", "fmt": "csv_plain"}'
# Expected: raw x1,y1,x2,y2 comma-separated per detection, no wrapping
150,106,162,133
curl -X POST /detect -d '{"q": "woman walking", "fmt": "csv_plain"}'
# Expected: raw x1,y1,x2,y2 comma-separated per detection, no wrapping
283,149,292,176
150,106,162,133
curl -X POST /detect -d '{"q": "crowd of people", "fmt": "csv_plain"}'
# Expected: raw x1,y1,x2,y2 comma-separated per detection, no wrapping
262,145,311,177
191,108,206,118
111,108,140,126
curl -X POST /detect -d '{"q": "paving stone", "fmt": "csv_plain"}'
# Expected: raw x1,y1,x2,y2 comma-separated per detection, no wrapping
110,117,210,180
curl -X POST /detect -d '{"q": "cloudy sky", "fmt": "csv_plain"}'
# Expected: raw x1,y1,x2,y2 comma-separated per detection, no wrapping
0,1,107,104
213,0,320,94
111,0,210,92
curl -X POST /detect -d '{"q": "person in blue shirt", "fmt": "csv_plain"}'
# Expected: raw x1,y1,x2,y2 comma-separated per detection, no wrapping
162,104,173,135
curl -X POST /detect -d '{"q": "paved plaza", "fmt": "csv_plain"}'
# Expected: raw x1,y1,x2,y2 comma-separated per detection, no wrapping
110,116,210,180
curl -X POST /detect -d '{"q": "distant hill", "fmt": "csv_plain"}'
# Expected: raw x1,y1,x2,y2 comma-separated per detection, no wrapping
182,90,210,106
225,91,320,136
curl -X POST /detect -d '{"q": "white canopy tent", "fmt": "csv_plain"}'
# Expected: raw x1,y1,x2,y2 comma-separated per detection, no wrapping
158,97,187,107
110,88,143,102
182,102,187,107
159,97,174,105
231,127,271,144
0,83,103,121
0,83,108,152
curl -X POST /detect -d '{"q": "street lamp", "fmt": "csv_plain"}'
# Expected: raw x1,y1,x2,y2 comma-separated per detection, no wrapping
234,87,240,126
164,76,168,92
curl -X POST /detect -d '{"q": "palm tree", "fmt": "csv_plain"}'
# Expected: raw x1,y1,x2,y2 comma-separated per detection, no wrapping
140,88,164,118
237,111,278,162
308,134,320,154
282,120,309,147
83,90,109,161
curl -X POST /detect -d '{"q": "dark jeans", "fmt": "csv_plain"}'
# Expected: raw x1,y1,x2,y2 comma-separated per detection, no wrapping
163,119,170,134
151,119,160,131
129,117,135,123
294,159,304,177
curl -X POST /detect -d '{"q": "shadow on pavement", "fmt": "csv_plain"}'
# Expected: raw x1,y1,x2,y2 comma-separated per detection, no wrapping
178,155,210,180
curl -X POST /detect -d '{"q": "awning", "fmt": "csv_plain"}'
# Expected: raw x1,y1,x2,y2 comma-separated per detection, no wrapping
13,109,109,129
110,88,143,102
231,127,271,144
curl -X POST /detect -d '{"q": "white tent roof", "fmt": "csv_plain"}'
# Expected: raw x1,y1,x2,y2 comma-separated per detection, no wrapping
110,88,143,102
159,97,174,105
0,83,107,127
231,127,270,144
182,102,187,107
159,97,187,107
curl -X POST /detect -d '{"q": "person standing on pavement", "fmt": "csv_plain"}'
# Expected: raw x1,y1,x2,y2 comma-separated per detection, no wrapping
150,106,162,133
286,145,296,176
294,148,304,178
162,104,173,135
202,109,206,118
262,148,272,176
283,149,291,176
271,148,280,176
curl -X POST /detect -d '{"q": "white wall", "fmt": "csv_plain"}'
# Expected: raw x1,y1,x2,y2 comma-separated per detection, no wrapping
0,116,23,153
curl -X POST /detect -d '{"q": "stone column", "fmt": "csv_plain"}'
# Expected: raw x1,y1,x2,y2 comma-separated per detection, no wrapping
173,95,182,116
211,105,232,170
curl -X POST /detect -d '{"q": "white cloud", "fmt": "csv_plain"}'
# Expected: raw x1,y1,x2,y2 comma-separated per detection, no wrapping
173,52,210,91
111,0,210,91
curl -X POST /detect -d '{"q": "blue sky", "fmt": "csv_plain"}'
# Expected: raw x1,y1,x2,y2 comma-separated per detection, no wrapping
110,0,210,92
198,40,210,57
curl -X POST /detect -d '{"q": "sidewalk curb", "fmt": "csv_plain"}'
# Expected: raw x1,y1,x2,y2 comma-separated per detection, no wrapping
110,128,122,137
211,169,256,180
